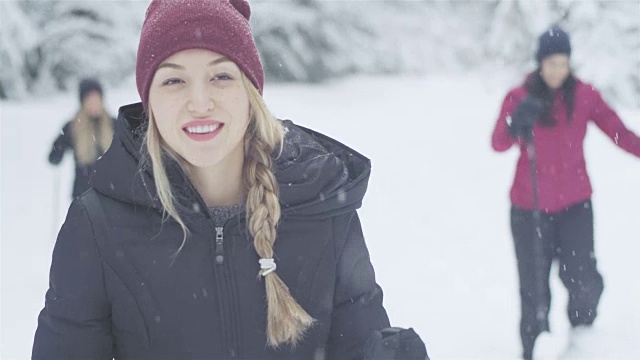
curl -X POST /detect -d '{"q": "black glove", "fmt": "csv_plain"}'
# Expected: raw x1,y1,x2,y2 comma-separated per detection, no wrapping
508,96,544,140
364,327,429,360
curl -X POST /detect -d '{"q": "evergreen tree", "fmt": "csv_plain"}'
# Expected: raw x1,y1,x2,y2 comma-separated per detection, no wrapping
0,1,38,99
27,0,146,94
1,0,638,106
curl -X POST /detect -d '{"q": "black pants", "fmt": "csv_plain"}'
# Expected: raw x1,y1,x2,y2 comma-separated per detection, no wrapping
511,200,604,360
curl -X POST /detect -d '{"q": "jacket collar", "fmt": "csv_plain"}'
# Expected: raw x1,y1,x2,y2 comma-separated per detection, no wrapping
92,103,371,221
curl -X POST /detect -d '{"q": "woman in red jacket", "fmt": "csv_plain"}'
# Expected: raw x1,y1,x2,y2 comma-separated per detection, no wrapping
492,26,640,360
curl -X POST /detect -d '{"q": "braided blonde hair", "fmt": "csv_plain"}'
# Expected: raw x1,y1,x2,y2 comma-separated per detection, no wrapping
144,73,314,348
241,75,315,348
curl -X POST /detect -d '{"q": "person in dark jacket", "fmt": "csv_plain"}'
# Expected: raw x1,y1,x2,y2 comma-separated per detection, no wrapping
33,1,428,359
48,77,116,198
492,25,640,360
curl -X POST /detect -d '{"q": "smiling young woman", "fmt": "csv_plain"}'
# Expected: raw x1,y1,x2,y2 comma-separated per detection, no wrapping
32,1,428,359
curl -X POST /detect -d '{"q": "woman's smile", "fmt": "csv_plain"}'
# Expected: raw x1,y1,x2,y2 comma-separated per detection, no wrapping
182,119,224,142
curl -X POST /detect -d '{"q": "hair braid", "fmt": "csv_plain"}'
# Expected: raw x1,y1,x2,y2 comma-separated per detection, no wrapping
242,76,315,348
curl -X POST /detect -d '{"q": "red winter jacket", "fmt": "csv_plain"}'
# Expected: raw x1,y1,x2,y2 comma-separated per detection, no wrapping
492,77,640,213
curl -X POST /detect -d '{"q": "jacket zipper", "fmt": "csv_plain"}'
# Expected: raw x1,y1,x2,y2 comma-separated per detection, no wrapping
214,227,224,264
212,223,241,358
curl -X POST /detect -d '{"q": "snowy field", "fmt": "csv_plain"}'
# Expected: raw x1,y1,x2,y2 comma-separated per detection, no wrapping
1,71,639,360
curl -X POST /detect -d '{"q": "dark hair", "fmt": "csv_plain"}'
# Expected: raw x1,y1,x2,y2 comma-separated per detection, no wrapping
78,78,103,104
525,69,576,127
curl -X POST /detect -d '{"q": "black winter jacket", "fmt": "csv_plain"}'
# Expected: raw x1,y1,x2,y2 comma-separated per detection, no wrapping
33,103,390,359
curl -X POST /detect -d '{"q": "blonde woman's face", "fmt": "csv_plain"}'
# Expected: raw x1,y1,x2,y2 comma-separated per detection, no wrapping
540,54,570,90
148,49,251,169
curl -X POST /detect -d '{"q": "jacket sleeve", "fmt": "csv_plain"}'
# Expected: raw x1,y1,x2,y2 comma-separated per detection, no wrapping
32,199,113,360
326,212,391,360
589,88,640,158
48,123,72,165
491,91,521,152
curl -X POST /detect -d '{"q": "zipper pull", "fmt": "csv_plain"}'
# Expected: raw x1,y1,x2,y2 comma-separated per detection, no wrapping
214,226,224,265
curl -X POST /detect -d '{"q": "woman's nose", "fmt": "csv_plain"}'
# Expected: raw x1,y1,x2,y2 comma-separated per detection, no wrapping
187,84,214,115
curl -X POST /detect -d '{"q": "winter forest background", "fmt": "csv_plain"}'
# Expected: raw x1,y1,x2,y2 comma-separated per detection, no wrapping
2,1,640,360
1,0,640,107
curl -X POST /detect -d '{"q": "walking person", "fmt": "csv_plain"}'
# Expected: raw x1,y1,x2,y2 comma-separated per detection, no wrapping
48,78,116,198
491,25,640,360
33,1,428,359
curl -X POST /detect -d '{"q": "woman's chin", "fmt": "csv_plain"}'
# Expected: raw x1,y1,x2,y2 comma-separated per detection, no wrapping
183,157,223,169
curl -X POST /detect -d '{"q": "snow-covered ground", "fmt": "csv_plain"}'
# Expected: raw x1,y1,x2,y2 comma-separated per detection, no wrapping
2,71,639,359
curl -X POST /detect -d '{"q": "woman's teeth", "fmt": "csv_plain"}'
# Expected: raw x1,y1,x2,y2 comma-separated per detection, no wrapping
185,124,220,134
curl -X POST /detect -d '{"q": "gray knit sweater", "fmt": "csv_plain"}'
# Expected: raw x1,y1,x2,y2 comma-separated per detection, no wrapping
207,204,244,227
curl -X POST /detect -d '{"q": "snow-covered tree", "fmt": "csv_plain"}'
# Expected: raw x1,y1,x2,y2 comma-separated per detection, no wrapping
0,1,39,99
1,0,637,107
567,1,640,107
0,0,146,99
418,1,490,72
252,1,429,83
25,0,146,95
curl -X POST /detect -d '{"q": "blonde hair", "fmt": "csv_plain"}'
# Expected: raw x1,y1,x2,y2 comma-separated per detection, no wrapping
72,109,114,165
144,73,314,348
143,110,190,250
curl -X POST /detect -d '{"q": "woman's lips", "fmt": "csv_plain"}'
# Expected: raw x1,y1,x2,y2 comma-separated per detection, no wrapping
182,120,224,142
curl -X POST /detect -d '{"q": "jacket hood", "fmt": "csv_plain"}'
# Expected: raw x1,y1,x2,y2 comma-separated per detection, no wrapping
92,103,370,220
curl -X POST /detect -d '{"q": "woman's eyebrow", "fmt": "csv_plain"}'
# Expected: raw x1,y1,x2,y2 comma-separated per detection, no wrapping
208,57,230,66
156,57,230,71
157,62,183,70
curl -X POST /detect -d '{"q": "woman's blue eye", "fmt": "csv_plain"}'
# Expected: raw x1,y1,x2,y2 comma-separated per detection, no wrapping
162,78,183,86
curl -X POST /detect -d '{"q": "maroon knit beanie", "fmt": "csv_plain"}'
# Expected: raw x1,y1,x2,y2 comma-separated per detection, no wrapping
136,0,264,111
